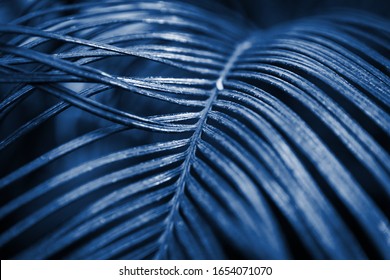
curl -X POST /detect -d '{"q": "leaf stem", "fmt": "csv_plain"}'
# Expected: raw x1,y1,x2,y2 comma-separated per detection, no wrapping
154,37,252,258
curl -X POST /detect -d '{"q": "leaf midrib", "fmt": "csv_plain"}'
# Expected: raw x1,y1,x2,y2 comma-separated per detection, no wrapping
154,37,253,258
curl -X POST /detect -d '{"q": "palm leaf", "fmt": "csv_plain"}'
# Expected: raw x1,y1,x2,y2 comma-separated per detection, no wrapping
0,0,389,259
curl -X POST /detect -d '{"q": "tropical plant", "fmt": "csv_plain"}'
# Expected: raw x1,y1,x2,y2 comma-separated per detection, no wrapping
0,0,389,259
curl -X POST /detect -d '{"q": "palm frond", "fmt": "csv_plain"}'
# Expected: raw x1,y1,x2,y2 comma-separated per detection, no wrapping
0,0,389,259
